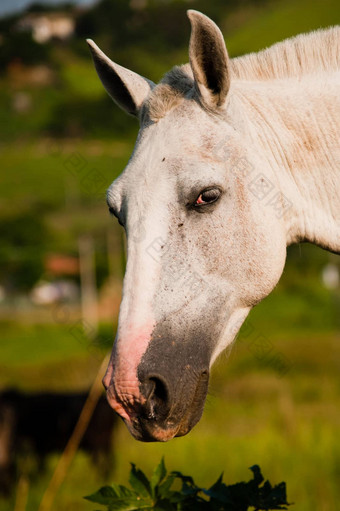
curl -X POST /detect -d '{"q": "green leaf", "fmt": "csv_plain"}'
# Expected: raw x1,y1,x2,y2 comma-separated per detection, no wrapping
170,472,195,486
85,495,145,510
85,462,291,511
150,458,167,496
249,464,264,486
85,485,137,504
203,474,235,505
84,484,156,510
104,500,146,511
157,474,176,499
129,463,152,498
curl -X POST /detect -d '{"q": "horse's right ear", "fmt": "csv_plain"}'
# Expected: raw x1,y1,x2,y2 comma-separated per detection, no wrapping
187,10,230,110
87,39,155,117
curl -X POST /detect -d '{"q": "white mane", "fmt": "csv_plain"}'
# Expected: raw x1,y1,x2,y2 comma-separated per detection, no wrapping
230,26,340,80
146,26,340,121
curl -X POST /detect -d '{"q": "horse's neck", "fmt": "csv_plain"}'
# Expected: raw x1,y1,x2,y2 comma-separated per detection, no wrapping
234,72,340,254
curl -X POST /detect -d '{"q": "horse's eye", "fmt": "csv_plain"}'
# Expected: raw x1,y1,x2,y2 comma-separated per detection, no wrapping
195,188,221,207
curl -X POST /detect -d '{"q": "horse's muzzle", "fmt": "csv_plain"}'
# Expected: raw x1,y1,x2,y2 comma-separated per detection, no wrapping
104,369,209,442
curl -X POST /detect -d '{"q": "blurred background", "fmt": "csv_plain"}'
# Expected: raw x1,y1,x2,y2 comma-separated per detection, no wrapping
0,0,339,509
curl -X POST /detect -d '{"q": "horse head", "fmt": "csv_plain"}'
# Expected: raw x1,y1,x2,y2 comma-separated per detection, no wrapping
88,11,287,441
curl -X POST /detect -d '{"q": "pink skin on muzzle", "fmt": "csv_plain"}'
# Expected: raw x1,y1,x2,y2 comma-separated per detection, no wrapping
102,323,155,425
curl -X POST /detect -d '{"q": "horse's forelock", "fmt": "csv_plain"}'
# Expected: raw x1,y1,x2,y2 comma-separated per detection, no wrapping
143,64,195,122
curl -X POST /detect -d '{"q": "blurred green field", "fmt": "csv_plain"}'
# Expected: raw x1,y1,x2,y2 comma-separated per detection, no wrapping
0,254,339,510
0,308,339,510
224,0,340,56
1,0,339,509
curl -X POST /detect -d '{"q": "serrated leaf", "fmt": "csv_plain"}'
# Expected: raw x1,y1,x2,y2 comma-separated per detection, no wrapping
86,462,291,511
151,458,167,495
85,485,117,502
203,486,234,505
129,463,152,497
85,494,146,510
203,473,235,505
209,473,224,490
157,474,176,499
85,484,136,504
170,472,195,486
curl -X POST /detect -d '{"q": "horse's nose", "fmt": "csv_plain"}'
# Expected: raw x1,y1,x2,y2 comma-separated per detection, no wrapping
140,374,171,421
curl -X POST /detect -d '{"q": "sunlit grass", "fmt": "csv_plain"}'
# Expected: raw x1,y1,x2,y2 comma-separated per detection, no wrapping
0,140,133,213
108,333,340,511
0,318,338,510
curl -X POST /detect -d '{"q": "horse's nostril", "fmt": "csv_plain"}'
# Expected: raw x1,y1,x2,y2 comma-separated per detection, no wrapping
150,376,168,403
142,375,170,420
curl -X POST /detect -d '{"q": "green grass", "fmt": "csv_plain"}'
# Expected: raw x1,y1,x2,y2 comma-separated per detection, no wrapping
0,322,90,367
100,329,340,511
0,298,339,510
0,319,106,392
244,281,340,338
0,329,340,511
0,140,134,213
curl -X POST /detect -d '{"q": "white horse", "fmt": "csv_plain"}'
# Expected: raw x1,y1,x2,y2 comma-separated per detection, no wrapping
88,11,340,441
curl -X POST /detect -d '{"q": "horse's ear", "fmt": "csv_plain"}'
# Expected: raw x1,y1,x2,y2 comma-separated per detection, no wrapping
187,10,230,110
87,39,155,117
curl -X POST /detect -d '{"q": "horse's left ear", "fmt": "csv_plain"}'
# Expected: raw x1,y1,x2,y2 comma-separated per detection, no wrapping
188,10,230,110
87,39,154,117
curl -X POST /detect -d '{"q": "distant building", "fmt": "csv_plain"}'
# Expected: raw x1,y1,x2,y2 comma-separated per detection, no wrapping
16,12,75,43
30,280,79,304
45,254,79,276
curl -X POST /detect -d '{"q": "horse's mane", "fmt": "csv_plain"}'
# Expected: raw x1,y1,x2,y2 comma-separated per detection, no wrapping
230,26,340,81
145,26,339,121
